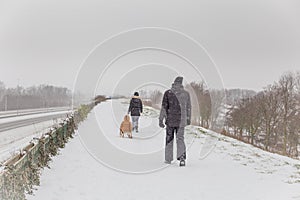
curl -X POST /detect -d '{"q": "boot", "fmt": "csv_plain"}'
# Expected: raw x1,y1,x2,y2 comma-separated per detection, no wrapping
179,158,185,167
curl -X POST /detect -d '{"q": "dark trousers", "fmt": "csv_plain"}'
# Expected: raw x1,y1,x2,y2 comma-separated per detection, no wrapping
165,126,186,162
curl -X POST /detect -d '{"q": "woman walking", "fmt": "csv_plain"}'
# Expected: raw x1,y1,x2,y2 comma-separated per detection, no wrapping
128,92,143,132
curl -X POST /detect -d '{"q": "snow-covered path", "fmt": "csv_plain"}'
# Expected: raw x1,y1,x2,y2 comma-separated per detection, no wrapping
28,100,300,200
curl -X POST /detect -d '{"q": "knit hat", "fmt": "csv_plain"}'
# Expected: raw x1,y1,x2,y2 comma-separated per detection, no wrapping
174,76,183,85
134,92,139,96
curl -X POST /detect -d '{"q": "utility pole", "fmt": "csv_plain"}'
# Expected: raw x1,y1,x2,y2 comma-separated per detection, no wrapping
4,95,7,111
17,78,20,115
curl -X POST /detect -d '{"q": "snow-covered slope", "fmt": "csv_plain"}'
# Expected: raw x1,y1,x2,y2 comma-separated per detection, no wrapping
27,100,300,200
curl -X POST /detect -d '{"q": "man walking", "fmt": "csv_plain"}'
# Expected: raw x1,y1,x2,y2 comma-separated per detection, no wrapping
159,77,191,166
128,92,143,132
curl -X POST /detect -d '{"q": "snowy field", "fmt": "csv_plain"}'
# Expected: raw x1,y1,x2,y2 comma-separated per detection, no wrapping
27,100,300,200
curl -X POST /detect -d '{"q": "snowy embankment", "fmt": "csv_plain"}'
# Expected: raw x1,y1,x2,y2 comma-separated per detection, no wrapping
27,100,300,200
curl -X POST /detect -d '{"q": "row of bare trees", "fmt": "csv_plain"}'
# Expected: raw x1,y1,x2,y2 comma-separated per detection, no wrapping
0,81,72,111
225,72,300,157
137,73,299,158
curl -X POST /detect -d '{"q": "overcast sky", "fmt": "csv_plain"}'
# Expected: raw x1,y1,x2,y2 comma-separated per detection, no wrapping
0,0,299,94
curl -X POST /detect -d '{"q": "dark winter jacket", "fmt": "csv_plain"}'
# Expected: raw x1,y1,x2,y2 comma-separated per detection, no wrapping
159,83,191,127
128,96,143,116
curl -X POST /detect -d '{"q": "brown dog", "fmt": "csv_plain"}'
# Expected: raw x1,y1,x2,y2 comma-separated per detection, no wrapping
120,115,133,139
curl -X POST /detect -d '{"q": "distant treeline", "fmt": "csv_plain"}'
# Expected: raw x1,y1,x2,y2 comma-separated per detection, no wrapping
0,82,72,111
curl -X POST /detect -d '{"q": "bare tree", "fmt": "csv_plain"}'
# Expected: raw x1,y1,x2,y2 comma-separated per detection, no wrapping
187,82,211,127
245,95,263,144
277,73,298,155
259,85,281,150
149,90,163,105
209,89,226,131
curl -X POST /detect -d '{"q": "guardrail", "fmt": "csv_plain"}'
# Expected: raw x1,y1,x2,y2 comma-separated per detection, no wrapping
0,103,95,200
0,107,73,119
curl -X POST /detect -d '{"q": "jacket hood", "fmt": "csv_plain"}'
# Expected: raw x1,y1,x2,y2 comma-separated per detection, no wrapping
174,76,183,85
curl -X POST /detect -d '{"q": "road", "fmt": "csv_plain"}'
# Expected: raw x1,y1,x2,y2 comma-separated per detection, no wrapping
0,108,73,162
0,111,71,132
0,107,71,119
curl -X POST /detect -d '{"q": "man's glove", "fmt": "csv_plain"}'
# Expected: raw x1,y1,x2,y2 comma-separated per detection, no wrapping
159,121,165,128
187,118,191,125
